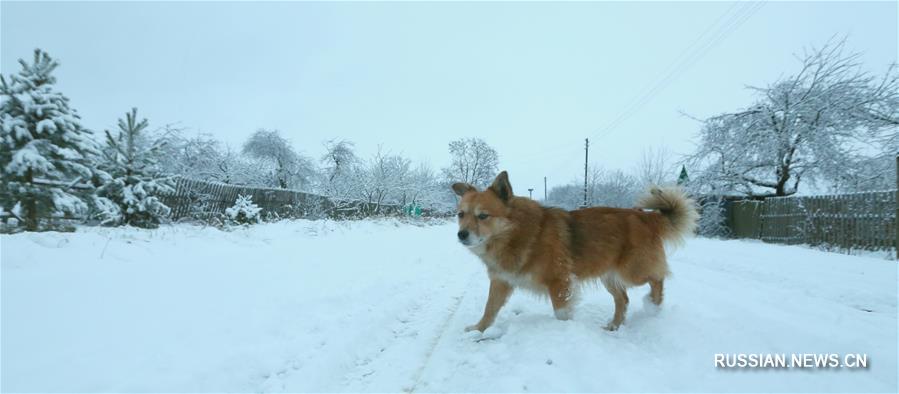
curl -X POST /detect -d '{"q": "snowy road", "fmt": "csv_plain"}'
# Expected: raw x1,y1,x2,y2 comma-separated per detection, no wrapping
2,220,897,392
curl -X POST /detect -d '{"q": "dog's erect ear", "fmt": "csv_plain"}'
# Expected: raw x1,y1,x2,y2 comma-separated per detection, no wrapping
489,171,513,202
452,182,476,197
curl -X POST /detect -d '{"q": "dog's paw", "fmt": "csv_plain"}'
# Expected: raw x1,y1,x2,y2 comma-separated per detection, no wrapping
642,294,662,315
604,322,621,331
464,329,483,341
481,326,504,340
467,326,504,341
553,307,573,321
464,324,485,333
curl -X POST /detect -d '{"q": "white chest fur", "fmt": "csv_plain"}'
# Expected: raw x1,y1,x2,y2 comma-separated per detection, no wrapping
486,265,545,293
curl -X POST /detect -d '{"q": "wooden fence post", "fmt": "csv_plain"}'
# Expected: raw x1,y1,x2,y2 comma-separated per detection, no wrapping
895,154,897,260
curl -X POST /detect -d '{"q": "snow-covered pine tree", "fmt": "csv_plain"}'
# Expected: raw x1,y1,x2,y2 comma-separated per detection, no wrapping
0,49,98,230
94,108,173,228
225,194,262,225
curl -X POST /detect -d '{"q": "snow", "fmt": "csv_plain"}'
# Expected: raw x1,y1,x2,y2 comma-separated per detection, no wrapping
35,118,57,134
1,114,30,141
5,141,54,176
1,220,896,392
49,187,88,216
53,146,84,160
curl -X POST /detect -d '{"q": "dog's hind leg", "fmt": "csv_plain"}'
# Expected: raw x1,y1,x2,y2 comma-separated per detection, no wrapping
649,278,664,306
465,279,513,333
601,275,629,331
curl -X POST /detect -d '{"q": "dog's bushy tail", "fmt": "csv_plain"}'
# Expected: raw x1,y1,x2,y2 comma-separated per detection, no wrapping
637,186,699,246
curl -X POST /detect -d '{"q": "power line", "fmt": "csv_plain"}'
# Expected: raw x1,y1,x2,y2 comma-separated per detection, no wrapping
507,2,764,170
544,145,586,176
591,1,743,140
509,2,766,197
591,1,766,142
593,2,759,140
504,139,588,165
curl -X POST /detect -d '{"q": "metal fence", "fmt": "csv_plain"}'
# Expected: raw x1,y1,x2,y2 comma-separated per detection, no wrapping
726,190,897,257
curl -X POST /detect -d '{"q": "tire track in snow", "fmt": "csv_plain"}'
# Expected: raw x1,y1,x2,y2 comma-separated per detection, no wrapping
405,273,476,393
342,285,436,388
256,284,435,393
256,259,479,393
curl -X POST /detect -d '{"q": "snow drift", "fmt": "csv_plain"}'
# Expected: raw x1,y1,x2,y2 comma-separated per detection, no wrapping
1,220,896,392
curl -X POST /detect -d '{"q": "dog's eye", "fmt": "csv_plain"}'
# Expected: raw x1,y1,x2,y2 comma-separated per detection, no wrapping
457,212,464,219
477,213,489,220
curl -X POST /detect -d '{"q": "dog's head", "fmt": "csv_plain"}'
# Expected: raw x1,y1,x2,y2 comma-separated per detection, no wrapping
451,171,515,249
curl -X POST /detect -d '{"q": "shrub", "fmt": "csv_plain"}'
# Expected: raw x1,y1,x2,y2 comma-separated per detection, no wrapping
225,194,261,225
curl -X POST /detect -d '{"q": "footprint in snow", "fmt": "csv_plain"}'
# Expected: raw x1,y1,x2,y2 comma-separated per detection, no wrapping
28,234,69,249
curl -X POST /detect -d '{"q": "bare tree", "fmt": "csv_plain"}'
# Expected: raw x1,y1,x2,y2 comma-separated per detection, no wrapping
152,129,274,187
830,148,897,192
590,168,640,208
405,162,443,208
242,129,315,189
214,146,275,186
321,139,357,183
635,146,674,187
547,165,641,209
155,131,223,180
687,38,898,197
546,183,583,210
696,196,729,238
357,147,412,214
441,138,499,189
313,139,360,214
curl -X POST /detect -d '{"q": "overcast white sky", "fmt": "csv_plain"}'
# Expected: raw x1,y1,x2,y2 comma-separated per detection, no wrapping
2,1,896,194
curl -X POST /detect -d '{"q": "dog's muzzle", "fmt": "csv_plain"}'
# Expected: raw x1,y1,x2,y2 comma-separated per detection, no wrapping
457,230,469,241
457,229,485,248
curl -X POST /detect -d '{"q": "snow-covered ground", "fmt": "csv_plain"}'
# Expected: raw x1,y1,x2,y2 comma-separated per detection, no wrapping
2,220,896,392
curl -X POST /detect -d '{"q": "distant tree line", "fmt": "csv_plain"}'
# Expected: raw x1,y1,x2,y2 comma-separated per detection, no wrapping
0,49,497,231
3,37,896,235
545,147,675,210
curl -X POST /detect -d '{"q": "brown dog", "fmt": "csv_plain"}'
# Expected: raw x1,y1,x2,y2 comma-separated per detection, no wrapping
453,171,698,331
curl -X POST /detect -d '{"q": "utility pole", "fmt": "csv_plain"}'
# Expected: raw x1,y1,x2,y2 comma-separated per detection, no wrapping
544,176,547,201
583,138,589,208
528,188,534,199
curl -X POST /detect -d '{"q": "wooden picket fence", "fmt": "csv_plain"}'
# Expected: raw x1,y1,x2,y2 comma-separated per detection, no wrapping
0,176,439,230
727,190,897,257
160,177,405,221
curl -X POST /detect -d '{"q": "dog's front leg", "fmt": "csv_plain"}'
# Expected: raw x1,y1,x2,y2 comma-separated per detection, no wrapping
465,279,513,332
547,278,575,321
